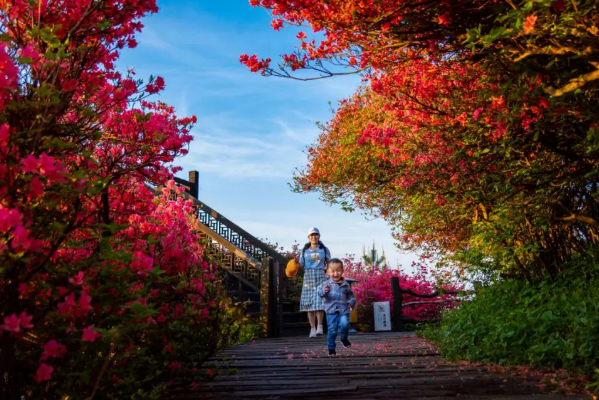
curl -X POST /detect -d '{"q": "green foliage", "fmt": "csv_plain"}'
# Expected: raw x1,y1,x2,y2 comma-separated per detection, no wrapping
233,320,261,346
420,253,599,394
362,242,387,269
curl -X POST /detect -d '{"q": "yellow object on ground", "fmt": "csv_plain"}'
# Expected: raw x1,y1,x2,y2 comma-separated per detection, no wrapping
350,306,358,323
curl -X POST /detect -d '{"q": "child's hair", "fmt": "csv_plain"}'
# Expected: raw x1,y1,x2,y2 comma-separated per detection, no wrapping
327,258,343,269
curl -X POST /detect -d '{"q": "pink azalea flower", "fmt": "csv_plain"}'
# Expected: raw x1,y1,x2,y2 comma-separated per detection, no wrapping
169,361,182,372
18,45,41,63
11,225,34,251
41,340,66,361
2,314,20,332
19,312,33,329
79,292,93,313
0,206,22,233
37,153,55,176
81,325,102,342
34,363,53,382
21,155,38,173
28,177,45,199
57,293,76,316
68,271,84,285
0,124,9,143
472,107,484,121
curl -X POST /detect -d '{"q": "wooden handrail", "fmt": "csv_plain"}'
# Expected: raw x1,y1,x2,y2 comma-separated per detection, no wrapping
392,277,473,332
147,185,263,291
402,299,463,307
176,191,288,266
400,287,471,298
151,177,288,266
194,223,262,269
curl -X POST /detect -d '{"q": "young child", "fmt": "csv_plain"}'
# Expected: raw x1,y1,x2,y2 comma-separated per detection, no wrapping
317,258,356,357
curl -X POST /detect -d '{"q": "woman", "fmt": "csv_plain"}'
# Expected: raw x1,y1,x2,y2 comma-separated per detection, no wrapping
299,227,331,338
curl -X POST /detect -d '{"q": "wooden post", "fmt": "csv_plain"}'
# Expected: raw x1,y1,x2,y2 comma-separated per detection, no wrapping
238,258,244,302
188,170,199,199
260,257,280,338
391,277,404,332
274,260,284,338
174,171,199,199
260,257,272,338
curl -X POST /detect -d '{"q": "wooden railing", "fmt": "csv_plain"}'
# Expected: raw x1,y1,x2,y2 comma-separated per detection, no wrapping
391,277,472,331
173,172,292,337
174,173,288,267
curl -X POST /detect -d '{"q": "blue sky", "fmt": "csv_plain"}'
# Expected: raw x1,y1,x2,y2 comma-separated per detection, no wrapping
117,0,420,270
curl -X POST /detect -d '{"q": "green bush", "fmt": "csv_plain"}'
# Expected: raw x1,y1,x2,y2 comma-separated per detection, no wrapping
420,262,599,394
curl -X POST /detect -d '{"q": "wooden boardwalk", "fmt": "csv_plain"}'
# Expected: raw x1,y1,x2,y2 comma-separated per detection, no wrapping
174,332,589,399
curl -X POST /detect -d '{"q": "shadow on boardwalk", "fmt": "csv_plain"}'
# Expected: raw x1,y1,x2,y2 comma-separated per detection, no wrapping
172,332,589,399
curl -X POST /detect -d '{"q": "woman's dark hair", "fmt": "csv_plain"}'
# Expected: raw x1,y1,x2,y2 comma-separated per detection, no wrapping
303,240,325,251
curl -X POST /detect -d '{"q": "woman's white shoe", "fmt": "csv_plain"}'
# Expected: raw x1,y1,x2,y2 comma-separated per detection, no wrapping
316,325,323,335
309,327,317,338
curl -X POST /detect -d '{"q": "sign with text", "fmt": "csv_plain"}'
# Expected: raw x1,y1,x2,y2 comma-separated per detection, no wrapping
373,301,392,331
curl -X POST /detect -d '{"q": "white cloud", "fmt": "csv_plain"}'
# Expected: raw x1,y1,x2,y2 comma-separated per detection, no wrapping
183,115,308,180
137,26,171,50
269,118,319,144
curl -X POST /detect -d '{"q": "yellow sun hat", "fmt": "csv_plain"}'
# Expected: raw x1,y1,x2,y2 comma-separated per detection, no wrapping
285,259,299,278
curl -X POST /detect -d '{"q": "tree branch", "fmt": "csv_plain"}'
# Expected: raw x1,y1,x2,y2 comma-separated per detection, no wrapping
555,213,599,227
543,68,599,97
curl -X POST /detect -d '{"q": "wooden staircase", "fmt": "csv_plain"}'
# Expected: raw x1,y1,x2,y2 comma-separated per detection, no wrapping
172,172,310,337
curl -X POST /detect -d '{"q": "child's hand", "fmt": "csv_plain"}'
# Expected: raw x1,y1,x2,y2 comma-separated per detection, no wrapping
324,284,330,293
346,304,352,310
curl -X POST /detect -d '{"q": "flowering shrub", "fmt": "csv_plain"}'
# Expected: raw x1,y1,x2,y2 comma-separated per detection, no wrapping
343,258,462,331
0,2,243,399
243,0,599,282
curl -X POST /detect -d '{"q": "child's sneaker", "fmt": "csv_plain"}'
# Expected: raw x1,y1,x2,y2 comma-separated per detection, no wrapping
340,338,352,348
309,327,317,338
316,325,323,335
328,349,336,357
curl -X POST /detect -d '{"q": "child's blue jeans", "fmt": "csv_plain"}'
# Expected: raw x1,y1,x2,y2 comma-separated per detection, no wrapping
326,312,350,351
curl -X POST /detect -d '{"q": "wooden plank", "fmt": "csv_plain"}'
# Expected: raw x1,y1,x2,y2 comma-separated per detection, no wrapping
168,332,586,400
205,367,487,381
230,384,358,398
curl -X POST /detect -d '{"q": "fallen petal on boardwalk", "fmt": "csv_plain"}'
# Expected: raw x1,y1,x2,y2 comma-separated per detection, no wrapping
168,332,589,399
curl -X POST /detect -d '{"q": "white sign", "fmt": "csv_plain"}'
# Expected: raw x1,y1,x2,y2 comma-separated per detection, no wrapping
373,301,392,331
